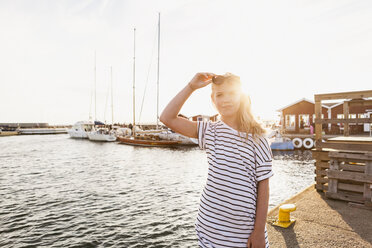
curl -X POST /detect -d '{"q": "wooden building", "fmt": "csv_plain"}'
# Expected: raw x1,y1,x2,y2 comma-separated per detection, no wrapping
312,90,372,209
277,98,328,134
278,98,372,134
326,100,372,134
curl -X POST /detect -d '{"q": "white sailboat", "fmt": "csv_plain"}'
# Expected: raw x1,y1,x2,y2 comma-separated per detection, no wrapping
68,121,94,138
118,21,180,147
118,14,195,146
157,130,198,145
68,52,97,139
87,67,117,142
87,127,116,142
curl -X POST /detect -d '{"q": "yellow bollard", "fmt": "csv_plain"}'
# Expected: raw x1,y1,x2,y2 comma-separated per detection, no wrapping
272,204,296,228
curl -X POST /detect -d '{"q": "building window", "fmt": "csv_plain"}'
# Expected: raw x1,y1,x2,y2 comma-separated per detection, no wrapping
337,114,344,119
349,114,356,119
313,114,324,121
358,113,365,118
299,114,310,128
285,115,296,129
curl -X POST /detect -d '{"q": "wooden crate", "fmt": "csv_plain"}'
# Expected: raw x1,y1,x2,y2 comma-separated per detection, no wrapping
312,148,332,192
326,150,372,208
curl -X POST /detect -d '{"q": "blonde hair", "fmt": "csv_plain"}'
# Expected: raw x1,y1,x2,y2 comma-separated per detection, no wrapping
211,73,266,141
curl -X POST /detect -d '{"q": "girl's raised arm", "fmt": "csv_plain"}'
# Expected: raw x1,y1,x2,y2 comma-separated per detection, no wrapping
160,72,214,138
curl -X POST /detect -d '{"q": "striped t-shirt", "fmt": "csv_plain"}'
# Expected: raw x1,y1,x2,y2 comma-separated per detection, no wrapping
196,120,273,248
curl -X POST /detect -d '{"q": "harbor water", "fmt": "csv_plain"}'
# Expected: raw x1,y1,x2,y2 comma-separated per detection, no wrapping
0,134,314,247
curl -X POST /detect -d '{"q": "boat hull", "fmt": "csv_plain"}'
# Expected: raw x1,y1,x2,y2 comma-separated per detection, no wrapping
87,133,116,142
117,136,180,147
156,132,198,146
68,121,94,139
68,130,89,138
270,141,295,151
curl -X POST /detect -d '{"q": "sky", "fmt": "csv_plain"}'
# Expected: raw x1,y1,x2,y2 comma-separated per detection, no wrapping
1,0,371,125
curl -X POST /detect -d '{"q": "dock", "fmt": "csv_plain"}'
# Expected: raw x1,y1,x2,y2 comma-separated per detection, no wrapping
267,90,372,247
19,128,67,135
267,184,372,248
0,123,70,136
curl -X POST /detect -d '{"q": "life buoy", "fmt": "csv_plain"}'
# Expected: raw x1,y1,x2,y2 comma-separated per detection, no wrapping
303,138,314,149
292,138,303,149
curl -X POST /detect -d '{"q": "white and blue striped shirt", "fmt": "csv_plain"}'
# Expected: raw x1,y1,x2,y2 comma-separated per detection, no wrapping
196,120,273,248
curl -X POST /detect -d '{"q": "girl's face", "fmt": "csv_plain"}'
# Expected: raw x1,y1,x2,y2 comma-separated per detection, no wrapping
211,82,242,119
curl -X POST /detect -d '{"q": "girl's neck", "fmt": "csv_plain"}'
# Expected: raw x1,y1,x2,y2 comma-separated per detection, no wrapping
221,116,239,130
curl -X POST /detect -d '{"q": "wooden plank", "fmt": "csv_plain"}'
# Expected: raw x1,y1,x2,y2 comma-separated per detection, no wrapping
283,134,338,139
345,161,366,166
315,169,328,176
312,150,331,161
315,161,329,169
312,148,336,152
328,180,338,193
336,179,366,185
329,159,339,170
315,117,372,124
348,99,372,107
339,164,365,172
328,160,339,194
364,184,372,202
327,170,372,183
329,150,372,160
326,191,365,203
316,176,328,184
338,158,367,163
364,161,372,175
314,90,372,101
317,142,372,152
315,101,322,145
315,184,327,191
343,101,349,136
364,161,372,202
327,136,372,144
338,183,364,193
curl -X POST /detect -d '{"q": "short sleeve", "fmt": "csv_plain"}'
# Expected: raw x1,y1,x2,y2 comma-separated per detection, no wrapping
254,136,274,181
197,120,210,150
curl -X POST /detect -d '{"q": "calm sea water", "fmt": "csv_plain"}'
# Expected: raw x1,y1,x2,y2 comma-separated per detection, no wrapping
0,134,314,247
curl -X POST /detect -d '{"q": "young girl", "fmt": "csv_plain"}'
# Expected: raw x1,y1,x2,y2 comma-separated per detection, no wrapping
160,72,273,248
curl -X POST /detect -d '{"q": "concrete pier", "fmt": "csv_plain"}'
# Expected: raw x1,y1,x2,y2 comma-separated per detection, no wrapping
267,184,372,247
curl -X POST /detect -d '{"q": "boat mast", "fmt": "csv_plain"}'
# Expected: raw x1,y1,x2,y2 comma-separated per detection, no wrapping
89,59,93,121
111,66,114,125
94,51,97,121
132,28,136,137
156,13,160,130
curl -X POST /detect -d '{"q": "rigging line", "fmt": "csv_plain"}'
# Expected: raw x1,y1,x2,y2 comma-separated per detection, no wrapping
104,68,111,124
138,24,158,125
89,85,93,120
89,52,95,120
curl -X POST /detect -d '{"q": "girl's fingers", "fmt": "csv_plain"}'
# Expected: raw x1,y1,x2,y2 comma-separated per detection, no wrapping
200,72,215,82
189,72,215,89
203,72,215,79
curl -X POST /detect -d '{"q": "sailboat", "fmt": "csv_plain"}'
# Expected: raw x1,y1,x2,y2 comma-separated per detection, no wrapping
87,66,117,142
118,15,180,147
87,127,116,142
68,52,97,139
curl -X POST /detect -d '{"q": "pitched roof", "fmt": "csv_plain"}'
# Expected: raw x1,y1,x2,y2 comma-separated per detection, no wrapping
276,98,331,112
322,102,343,108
